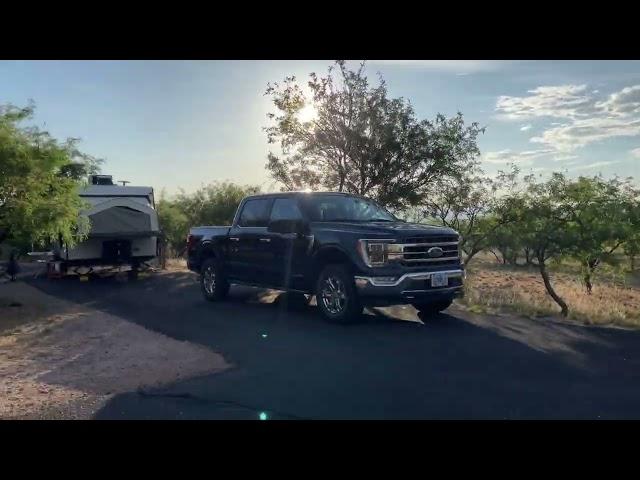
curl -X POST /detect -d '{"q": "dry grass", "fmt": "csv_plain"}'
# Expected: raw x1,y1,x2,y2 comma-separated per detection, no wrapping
461,254,640,328
163,257,187,271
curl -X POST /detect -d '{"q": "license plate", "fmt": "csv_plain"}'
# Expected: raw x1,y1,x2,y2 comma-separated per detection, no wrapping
431,272,448,287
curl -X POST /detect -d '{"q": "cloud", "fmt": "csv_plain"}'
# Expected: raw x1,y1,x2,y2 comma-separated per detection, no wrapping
553,154,579,162
496,85,596,120
572,160,620,171
496,83,640,152
531,117,640,152
596,85,640,117
482,149,554,165
520,124,532,131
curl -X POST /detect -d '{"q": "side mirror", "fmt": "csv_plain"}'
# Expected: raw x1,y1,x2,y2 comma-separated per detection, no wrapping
267,219,307,235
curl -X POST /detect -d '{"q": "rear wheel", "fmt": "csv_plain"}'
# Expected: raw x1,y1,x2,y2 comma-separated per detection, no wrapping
315,264,362,324
412,298,454,315
200,257,229,301
127,268,139,281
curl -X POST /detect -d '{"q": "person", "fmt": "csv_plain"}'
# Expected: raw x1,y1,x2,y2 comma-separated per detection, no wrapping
7,250,20,282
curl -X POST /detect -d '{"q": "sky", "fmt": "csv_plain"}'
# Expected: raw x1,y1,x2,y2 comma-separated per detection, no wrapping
1,60,639,195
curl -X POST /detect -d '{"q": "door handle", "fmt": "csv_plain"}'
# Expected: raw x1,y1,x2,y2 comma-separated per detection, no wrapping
229,237,240,242
259,238,271,243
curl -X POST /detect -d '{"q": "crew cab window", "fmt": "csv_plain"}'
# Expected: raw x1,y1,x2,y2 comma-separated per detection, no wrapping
238,199,271,227
270,198,303,222
299,194,396,222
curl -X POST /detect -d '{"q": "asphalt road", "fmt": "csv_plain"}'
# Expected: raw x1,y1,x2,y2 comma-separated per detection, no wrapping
29,270,640,419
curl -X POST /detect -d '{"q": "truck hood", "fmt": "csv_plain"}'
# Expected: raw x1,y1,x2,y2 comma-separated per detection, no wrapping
311,221,458,238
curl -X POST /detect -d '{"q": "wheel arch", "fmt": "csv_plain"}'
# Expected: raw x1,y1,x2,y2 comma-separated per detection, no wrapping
198,240,219,264
310,245,356,286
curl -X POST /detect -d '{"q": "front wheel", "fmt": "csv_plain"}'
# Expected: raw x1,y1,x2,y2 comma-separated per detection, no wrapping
412,298,454,315
316,264,363,324
200,257,229,302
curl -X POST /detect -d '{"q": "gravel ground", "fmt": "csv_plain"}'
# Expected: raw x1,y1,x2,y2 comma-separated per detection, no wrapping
0,281,230,419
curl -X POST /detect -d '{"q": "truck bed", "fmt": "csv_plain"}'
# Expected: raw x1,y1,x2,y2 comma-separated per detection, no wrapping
189,226,231,237
187,225,231,273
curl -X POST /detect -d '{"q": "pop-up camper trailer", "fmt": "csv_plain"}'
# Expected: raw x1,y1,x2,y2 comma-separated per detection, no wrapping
49,175,160,278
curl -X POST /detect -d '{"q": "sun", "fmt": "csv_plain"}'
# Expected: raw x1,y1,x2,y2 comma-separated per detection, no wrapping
297,103,317,123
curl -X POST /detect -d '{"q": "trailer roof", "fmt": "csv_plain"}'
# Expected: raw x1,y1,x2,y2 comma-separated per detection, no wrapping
80,185,154,197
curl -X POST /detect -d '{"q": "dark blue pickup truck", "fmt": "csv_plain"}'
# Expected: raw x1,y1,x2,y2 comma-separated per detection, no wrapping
187,191,464,323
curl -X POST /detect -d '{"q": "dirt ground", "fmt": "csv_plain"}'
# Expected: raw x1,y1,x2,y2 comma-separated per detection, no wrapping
463,255,640,328
0,281,230,419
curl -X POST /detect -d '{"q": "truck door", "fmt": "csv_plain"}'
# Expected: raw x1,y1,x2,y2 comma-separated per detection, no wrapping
227,197,273,284
264,197,310,290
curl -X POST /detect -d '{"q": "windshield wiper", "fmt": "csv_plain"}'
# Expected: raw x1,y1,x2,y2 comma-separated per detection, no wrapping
369,218,395,222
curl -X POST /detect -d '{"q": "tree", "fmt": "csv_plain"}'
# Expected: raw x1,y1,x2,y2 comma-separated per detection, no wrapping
626,233,640,271
420,165,521,264
157,195,190,256
486,221,525,265
516,173,574,317
626,196,640,270
558,175,638,294
157,182,260,255
0,102,97,250
264,60,484,209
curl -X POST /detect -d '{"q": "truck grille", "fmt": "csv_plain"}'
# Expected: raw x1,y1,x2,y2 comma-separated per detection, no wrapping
389,235,460,267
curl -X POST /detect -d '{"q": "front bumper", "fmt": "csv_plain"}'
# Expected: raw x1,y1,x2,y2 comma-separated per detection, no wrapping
354,269,465,306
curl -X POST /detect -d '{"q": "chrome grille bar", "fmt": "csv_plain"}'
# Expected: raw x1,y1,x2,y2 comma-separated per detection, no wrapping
388,237,461,265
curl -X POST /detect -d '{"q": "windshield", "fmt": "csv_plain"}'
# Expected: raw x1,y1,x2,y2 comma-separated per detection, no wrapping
300,194,397,222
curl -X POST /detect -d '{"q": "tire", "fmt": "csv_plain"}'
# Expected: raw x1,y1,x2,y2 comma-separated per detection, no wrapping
127,268,139,281
412,298,454,315
200,257,229,302
280,292,310,311
315,264,363,324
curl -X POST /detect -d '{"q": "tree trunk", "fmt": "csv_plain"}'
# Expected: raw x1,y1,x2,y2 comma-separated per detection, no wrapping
464,249,481,265
538,256,569,317
631,255,636,271
583,270,593,295
583,258,599,295
524,248,533,265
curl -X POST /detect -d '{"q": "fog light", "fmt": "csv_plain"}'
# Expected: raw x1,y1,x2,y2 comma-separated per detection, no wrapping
355,278,369,288
371,276,397,286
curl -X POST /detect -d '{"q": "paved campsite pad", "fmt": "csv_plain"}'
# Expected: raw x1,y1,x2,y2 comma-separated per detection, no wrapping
0,282,230,419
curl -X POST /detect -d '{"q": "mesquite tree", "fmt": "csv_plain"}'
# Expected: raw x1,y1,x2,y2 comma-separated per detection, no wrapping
264,60,483,209
557,175,638,294
516,174,574,316
0,102,100,250
421,166,521,264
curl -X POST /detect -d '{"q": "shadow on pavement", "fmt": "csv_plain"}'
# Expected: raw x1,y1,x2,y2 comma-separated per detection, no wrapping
27,270,640,419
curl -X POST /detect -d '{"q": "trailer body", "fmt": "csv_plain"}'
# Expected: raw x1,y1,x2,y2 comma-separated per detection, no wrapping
51,175,160,277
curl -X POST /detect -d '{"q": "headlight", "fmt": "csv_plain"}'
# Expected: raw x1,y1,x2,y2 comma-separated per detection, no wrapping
357,239,400,267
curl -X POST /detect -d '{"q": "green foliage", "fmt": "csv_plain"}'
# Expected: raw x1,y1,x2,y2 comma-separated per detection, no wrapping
554,174,639,292
264,60,484,209
157,182,260,254
157,196,190,256
479,171,640,316
420,165,521,263
0,102,100,251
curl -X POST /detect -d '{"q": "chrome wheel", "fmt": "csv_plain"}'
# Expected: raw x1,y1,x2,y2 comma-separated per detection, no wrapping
203,266,216,295
320,276,347,315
